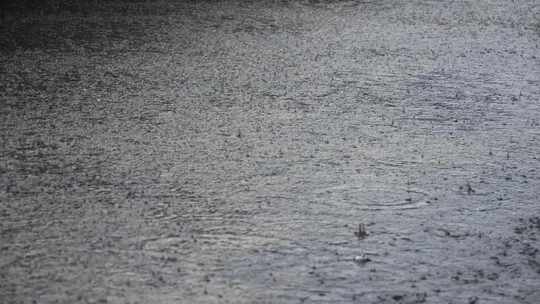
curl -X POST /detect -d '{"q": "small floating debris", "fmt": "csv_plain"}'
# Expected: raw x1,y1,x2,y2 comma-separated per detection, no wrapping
354,223,368,239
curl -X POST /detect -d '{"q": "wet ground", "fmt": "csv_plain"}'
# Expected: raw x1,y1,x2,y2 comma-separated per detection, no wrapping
1,0,540,303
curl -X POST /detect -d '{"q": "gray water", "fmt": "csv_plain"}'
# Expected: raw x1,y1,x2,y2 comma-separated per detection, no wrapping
1,0,540,303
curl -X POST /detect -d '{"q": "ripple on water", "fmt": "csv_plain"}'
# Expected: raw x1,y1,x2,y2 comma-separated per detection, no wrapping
316,185,431,211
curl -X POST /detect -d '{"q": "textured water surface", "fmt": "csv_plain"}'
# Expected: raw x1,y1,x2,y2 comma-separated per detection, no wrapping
1,0,540,303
